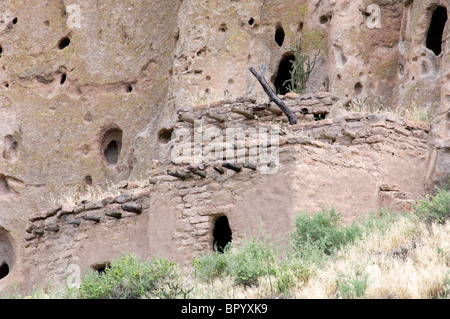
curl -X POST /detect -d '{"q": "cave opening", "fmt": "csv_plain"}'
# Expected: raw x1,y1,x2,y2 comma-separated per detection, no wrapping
0,262,9,280
274,54,295,95
426,6,448,56
275,23,285,47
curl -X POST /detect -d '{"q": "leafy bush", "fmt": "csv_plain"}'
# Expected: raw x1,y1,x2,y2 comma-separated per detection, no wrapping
193,236,280,287
78,253,180,299
225,237,278,286
291,207,362,258
415,186,450,223
336,269,369,299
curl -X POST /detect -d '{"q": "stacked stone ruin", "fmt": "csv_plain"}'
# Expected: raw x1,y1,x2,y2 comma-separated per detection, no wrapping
22,92,432,285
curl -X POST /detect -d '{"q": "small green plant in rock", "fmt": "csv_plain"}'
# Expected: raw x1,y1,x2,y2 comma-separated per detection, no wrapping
283,39,320,95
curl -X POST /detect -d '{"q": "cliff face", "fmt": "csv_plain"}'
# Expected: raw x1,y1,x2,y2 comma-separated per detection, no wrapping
0,0,448,292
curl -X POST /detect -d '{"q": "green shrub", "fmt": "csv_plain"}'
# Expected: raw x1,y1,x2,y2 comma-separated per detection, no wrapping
291,207,362,258
336,269,369,299
415,186,450,223
225,237,278,287
78,253,179,299
193,236,280,287
191,249,228,282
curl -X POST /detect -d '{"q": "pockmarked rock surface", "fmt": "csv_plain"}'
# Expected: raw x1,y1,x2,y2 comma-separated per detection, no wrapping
0,0,448,293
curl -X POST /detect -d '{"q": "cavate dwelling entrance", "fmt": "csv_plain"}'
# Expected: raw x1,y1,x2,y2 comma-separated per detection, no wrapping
274,54,295,95
426,5,448,56
0,262,9,280
100,128,123,166
213,216,232,253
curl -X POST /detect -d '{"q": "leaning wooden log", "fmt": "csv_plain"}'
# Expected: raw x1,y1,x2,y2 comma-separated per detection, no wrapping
167,170,190,181
192,169,207,178
243,163,257,170
222,163,242,172
231,107,255,120
267,103,283,115
204,111,225,123
213,166,225,174
249,65,298,125
178,113,195,124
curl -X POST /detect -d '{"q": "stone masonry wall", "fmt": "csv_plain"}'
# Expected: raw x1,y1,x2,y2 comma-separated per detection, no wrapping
16,92,431,290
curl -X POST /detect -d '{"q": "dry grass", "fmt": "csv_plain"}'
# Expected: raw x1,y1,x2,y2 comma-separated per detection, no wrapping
282,217,449,299
188,214,450,299
347,97,433,122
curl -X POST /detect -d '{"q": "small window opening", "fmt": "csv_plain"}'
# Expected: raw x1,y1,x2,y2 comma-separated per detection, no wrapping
125,84,133,93
58,37,71,50
0,263,9,280
274,54,295,95
275,23,285,47
426,6,448,56
12,17,17,24
213,216,232,253
248,18,254,25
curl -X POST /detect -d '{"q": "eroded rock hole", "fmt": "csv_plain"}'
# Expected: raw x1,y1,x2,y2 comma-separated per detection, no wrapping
213,216,232,253
125,84,133,93
314,113,327,121
58,37,71,50
275,23,285,47
157,128,173,144
426,6,448,56
248,18,254,25
219,23,227,32
60,73,66,85
101,128,123,166
0,175,12,195
274,54,295,95
0,263,8,280
320,14,331,24
83,175,92,186
354,82,363,96
0,227,13,280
